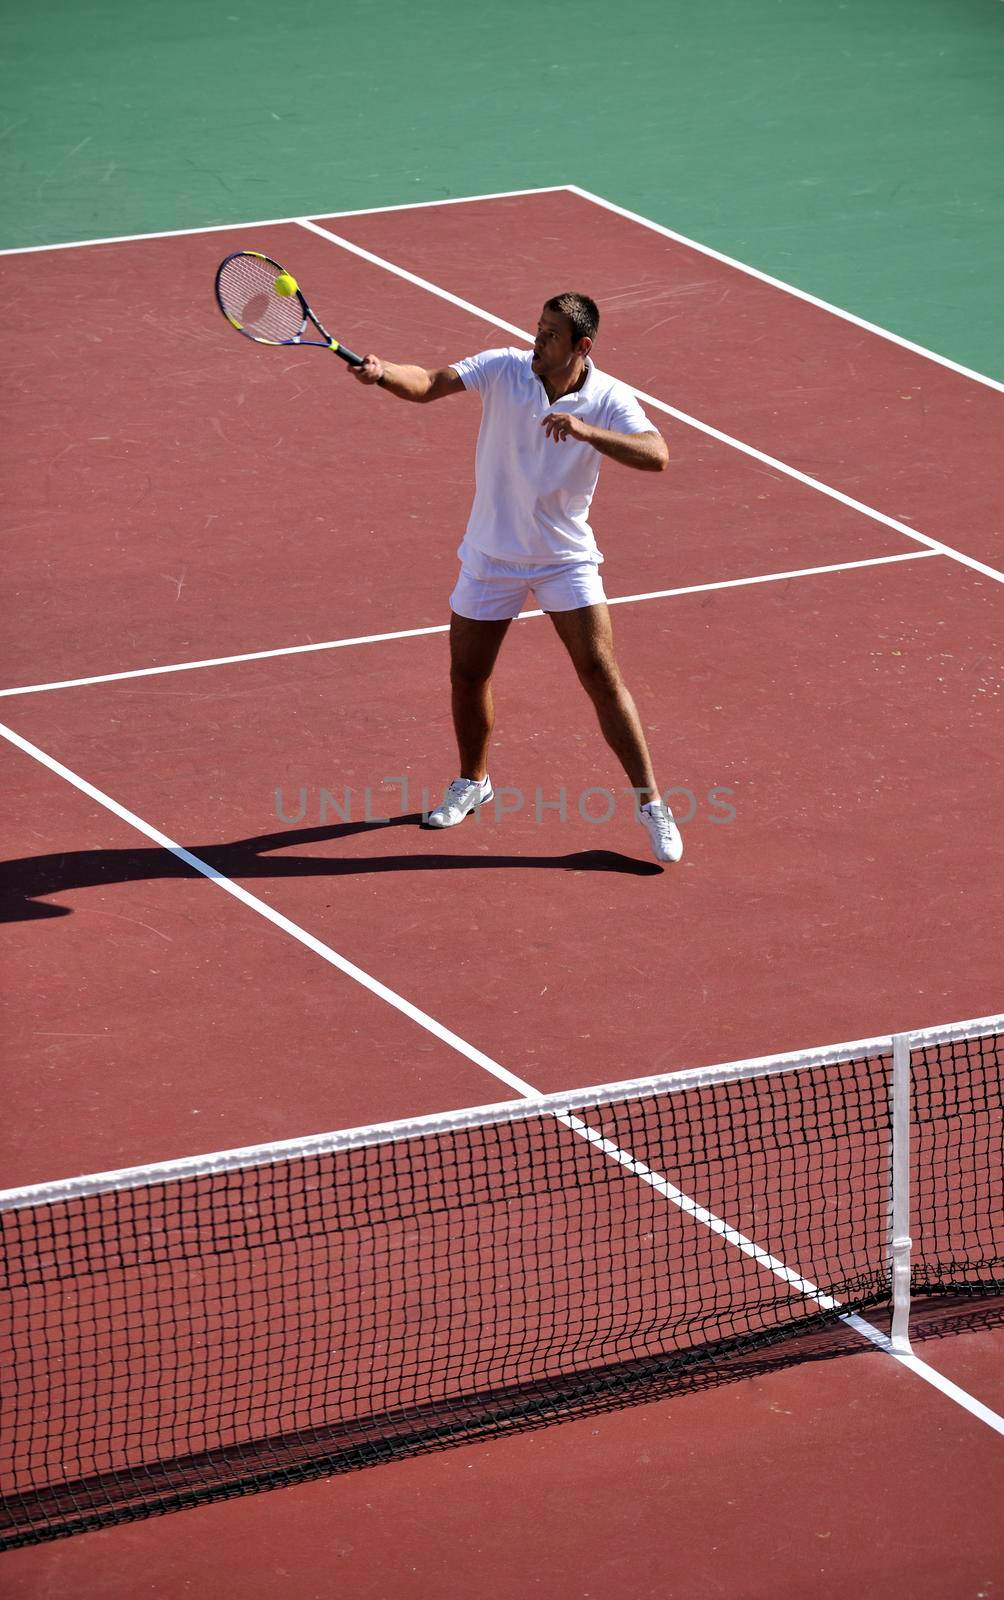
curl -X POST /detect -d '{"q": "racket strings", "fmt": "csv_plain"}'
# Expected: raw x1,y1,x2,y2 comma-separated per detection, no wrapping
218,254,306,343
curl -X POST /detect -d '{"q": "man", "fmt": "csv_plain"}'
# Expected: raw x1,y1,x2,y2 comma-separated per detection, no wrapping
350,292,682,864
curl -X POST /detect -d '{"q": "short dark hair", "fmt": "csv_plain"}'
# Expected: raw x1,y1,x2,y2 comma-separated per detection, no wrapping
544,292,599,345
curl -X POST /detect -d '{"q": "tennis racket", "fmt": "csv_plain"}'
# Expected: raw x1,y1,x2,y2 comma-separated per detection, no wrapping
214,250,363,365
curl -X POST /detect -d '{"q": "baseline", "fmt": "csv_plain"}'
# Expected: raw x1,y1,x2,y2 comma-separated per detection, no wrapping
0,186,570,258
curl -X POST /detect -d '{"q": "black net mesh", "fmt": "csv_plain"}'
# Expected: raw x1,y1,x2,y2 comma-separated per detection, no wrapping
1,1032,1000,1547
909,1030,1003,1294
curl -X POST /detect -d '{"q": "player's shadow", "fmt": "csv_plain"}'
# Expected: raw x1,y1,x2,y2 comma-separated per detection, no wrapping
1,814,663,921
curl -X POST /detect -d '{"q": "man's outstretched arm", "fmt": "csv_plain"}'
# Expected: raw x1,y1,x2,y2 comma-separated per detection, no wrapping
350,356,466,403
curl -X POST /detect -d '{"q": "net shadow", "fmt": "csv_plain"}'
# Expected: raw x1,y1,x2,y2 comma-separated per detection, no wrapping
5,1293,1001,1550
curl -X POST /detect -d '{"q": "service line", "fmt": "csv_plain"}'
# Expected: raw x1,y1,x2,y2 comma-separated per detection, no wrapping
0,551,937,700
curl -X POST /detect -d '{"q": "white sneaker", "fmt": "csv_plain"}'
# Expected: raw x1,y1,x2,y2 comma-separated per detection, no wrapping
639,800,683,863
426,775,494,828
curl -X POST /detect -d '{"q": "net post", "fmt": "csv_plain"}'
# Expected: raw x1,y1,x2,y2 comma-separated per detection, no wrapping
889,1032,913,1353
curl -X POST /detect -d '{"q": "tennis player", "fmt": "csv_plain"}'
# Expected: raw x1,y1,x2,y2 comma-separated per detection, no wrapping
350,293,682,863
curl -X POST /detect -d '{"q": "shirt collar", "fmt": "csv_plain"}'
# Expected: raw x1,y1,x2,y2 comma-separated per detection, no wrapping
531,353,595,403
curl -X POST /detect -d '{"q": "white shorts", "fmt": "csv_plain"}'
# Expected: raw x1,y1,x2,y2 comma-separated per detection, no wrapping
450,556,607,621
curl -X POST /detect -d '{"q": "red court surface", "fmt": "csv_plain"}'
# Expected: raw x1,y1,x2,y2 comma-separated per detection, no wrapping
2,192,1002,1596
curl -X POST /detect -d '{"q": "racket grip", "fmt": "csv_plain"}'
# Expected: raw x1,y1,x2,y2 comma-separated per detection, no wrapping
330,341,364,366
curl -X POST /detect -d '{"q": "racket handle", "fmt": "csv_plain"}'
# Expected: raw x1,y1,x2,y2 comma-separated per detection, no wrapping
330,340,363,366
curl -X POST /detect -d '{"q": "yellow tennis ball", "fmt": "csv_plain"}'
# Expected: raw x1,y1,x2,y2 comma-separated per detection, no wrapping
274,272,298,297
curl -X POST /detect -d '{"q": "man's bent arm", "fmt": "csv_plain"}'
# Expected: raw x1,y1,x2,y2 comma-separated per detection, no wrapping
541,412,668,472
581,425,668,467
350,356,466,403
584,426,668,472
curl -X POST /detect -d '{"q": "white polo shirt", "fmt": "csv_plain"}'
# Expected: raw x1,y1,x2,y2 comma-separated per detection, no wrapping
452,346,655,568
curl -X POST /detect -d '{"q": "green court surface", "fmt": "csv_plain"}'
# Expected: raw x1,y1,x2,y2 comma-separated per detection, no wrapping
1,0,1002,379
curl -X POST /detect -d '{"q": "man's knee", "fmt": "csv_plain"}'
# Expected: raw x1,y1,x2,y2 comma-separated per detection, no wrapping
450,659,492,692
449,617,509,689
576,651,621,698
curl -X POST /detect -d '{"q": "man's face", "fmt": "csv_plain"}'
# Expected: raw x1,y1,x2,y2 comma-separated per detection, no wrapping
531,308,584,376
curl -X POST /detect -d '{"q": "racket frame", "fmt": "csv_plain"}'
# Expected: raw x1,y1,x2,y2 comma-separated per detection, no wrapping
214,250,363,365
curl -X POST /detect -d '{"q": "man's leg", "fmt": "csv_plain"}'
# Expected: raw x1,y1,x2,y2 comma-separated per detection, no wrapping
449,612,512,780
548,603,659,803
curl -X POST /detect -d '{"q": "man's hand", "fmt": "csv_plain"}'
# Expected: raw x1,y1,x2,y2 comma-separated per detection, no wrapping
541,412,593,444
350,354,385,386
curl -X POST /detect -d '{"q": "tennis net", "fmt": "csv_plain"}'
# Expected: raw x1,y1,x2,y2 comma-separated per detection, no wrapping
2,1014,1001,1547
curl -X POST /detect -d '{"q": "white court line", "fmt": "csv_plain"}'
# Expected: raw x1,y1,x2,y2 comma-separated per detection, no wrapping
0,186,568,257
567,186,1004,396
842,1313,1004,1434
0,620,451,700
298,218,1004,588
3,719,1000,1434
0,213,308,256
603,550,939,609
0,550,937,700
